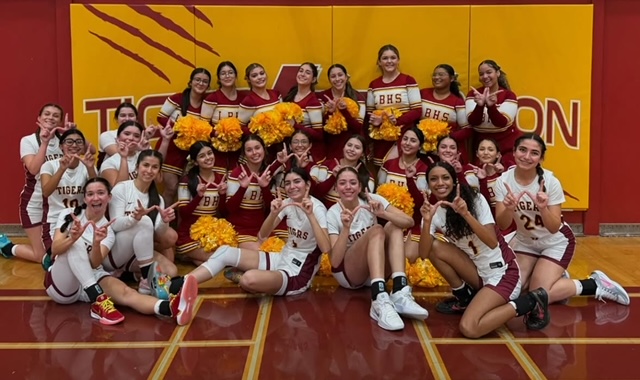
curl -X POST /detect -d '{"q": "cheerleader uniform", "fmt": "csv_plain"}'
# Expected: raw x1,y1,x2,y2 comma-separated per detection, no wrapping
318,90,366,161
366,74,421,166
202,90,245,173
156,92,203,177
420,88,471,162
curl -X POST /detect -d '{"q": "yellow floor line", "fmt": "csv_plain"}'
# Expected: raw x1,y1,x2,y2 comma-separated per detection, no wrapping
498,327,546,380
242,297,273,380
179,340,254,347
413,320,451,380
149,297,204,380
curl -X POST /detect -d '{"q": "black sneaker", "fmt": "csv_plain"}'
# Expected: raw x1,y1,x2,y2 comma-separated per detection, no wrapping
436,297,468,315
524,287,550,330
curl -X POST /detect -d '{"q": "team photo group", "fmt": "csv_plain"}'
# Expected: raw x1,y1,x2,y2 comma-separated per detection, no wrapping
0,44,630,338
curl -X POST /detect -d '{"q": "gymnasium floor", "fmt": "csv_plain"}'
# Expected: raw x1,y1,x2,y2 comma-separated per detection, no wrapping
0,236,638,379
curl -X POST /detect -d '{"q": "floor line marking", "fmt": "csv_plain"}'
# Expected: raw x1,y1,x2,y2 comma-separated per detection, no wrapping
498,327,546,380
0,296,51,301
243,297,273,380
150,297,204,380
413,320,451,380
0,342,168,350
179,340,254,347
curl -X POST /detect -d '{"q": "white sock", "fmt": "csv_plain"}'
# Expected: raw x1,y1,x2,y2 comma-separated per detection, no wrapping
12,245,17,255
508,301,517,311
153,300,162,315
391,272,405,279
573,279,583,296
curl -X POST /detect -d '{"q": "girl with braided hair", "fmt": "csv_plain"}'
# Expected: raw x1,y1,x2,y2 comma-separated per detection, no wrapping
494,133,629,331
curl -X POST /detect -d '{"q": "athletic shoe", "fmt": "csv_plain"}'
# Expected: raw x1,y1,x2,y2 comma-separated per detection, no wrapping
0,234,13,259
590,270,630,306
41,251,53,272
148,262,170,300
138,277,152,295
435,297,468,315
370,292,404,331
524,287,550,330
170,275,198,326
90,294,125,325
223,267,243,284
389,286,429,320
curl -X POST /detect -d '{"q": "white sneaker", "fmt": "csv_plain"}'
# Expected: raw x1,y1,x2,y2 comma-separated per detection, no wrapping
390,286,429,320
138,277,152,295
590,270,630,306
370,293,404,331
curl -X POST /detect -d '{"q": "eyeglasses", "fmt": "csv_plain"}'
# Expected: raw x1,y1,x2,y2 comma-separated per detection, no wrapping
193,78,210,85
63,138,85,146
219,71,235,77
291,139,309,146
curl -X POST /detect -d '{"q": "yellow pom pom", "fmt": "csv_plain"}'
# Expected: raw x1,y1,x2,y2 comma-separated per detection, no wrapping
259,236,286,253
369,108,402,141
406,258,448,288
213,117,243,152
275,102,304,123
173,116,213,151
318,253,332,277
189,216,238,252
376,183,414,216
324,98,360,135
417,118,450,153
248,108,294,147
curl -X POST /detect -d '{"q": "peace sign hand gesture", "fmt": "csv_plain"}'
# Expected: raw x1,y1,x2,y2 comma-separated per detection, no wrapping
256,170,272,188
420,192,442,221
276,143,295,164
405,162,417,179
365,189,385,217
471,86,486,107
503,183,522,212
300,187,314,215
525,180,549,209
338,201,355,228
485,88,503,107
323,95,337,113
239,166,252,188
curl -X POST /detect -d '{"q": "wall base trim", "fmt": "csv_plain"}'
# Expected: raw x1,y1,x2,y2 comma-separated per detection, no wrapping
0,225,26,237
600,224,640,237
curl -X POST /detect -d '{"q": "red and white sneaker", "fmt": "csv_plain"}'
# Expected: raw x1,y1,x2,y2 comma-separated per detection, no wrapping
90,294,125,325
170,275,198,326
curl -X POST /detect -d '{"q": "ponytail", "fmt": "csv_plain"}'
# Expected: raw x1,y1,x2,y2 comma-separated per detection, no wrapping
180,88,191,117
536,164,546,192
147,181,161,226
59,204,88,233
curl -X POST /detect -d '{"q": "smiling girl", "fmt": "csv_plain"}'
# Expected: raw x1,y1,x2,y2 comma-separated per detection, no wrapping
327,167,427,331
319,64,365,161
366,45,421,167
170,167,330,297
420,64,471,162
495,133,629,329
283,62,325,162
156,68,212,204
238,63,282,133
466,60,521,163
45,177,197,326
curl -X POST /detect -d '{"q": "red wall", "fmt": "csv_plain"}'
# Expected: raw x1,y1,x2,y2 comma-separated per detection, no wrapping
1,0,638,234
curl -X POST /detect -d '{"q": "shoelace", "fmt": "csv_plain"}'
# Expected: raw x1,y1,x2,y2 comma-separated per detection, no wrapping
99,297,118,313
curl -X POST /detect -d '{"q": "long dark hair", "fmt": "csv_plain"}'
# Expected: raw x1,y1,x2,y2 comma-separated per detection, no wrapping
514,133,547,191
59,177,111,233
479,60,510,90
327,64,359,102
136,150,164,224
244,63,265,89
117,120,144,137
186,141,215,197
426,161,477,240
434,64,463,98
342,134,370,189
181,68,211,116
283,62,319,102
241,134,268,173
114,102,138,120
58,128,86,145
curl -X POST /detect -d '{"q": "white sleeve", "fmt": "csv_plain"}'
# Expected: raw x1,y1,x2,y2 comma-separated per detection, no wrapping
100,227,116,251
465,97,479,119
455,103,469,127
40,160,56,176
371,193,390,209
326,206,342,235
313,200,328,229
109,183,137,232
99,131,117,152
154,196,168,231
415,172,427,191
475,195,495,225
545,175,566,206
494,174,507,202
99,154,119,175
226,179,240,198
310,164,329,182
20,135,38,159
377,168,387,186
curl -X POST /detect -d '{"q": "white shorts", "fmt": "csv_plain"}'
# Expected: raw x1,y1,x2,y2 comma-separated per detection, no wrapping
511,224,575,269
45,266,111,304
480,260,522,302
259,249,321,296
